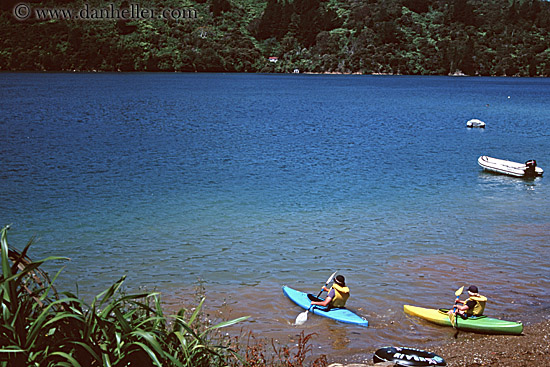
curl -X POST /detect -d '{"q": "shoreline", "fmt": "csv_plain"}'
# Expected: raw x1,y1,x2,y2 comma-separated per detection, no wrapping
1,70,544,77
329,317,550,367
428,317,550,367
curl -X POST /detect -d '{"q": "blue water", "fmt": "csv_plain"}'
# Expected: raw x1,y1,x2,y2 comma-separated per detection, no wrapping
1,73,549,360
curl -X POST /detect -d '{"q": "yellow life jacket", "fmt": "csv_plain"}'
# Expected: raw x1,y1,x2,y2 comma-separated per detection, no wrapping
466,294,487,316
330,284,350,308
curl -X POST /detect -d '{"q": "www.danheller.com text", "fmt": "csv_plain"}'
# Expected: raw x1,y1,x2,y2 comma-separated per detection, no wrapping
12,3,197,21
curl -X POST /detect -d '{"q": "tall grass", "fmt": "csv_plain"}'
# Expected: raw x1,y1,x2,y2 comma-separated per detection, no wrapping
0,225,330,367
0,225,249,366
228,330,328,367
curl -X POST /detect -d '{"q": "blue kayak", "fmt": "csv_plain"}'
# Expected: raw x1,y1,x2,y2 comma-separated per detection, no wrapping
282,286,369,327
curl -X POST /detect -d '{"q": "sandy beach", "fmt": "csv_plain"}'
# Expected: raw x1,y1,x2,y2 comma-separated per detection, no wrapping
329,317,550,367
430,318,550,367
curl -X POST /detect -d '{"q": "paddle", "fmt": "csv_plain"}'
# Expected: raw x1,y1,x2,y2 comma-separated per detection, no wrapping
295,271,337,326
449,286,464,338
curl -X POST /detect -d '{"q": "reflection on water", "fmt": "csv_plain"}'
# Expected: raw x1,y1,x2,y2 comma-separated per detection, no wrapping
478,170,543,189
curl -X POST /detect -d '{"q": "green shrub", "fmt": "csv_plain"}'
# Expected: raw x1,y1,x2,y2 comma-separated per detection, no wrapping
0,225,248,367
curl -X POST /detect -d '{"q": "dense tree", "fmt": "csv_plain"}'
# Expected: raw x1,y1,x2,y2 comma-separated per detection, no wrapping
256,0,289,40
403,0,432,14
1,0,550,75
210,0,231,17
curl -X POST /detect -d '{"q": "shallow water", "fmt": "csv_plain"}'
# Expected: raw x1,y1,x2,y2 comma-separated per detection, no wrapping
1,73,549,361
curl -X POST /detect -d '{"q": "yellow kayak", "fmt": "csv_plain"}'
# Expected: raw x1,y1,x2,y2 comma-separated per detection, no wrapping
404,305,523,335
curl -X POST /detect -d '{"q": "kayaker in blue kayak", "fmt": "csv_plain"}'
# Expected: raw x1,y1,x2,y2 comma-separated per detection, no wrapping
310,275,350,308
448,285,487,318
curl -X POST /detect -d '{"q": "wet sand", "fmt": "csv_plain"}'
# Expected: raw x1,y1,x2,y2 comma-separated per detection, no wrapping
329,318,550,366
429,318,550,367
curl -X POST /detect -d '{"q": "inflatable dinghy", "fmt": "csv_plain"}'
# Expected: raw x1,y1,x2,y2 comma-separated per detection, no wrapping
373,346,446,366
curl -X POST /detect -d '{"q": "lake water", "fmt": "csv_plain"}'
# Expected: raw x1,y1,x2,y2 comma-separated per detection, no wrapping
1,73,549,363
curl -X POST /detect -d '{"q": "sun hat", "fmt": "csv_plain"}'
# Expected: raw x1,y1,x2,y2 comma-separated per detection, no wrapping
334,275,346,286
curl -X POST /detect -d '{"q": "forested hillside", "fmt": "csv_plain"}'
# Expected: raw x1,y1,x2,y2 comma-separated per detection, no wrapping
1,0,550,75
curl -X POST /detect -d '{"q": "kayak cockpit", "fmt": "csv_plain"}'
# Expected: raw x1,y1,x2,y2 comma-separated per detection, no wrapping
438,308,487,320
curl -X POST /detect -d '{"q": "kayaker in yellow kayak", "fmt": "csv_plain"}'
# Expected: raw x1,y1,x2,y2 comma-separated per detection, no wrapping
310,275,350,308
448,285,487,318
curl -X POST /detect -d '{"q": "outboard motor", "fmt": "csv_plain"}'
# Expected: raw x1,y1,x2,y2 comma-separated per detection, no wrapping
525,160,537,176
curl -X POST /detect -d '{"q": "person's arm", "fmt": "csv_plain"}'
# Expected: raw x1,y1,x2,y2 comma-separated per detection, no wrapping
311,288,334,307
454,303,468,311
456,299,476,312
455,297,466,305
311,296,332,307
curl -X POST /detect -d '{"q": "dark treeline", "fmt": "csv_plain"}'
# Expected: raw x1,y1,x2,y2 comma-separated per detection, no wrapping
1,0,550,75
